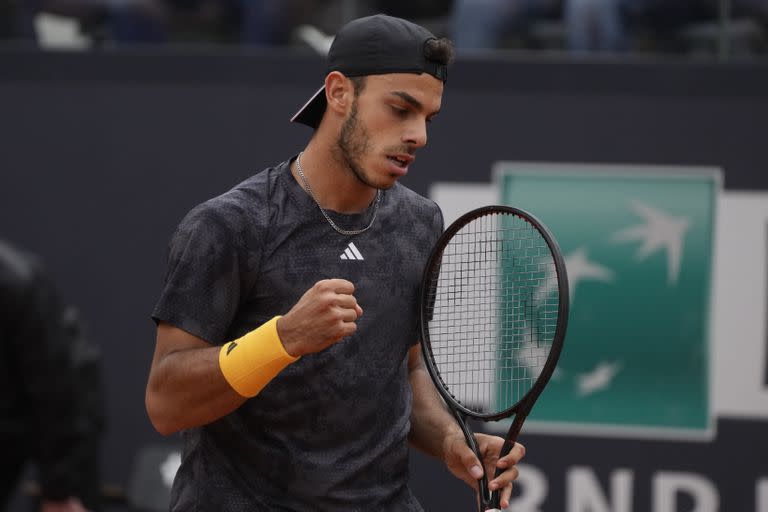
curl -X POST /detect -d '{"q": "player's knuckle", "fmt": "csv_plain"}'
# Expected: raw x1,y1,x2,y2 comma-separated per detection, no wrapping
322,291,338,306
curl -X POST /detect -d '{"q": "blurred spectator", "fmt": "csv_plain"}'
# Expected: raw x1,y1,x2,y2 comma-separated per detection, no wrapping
0,240,105,512
5,0,764,52
567,0,626,51
239,0,314,46
10,0,325,47
623,0,723,46
0,0,18,39
450,0,627,52
450,0,561,50
622,0,767,52
622,0,767,32
451,0,766,53
17,0,168,44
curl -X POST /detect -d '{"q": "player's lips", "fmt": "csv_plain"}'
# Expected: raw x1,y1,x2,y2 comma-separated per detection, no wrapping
386,154,415,175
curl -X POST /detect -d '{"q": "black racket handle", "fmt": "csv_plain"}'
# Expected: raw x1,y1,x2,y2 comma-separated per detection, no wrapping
450,409,493,510
489,412,527,509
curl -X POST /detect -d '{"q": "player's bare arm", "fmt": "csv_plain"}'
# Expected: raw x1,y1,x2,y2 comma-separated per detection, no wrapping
146,278,361,435
407,344,463,455
146,324,245,435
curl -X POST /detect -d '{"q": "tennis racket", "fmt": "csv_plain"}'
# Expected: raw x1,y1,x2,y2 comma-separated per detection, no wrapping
419,205,569,511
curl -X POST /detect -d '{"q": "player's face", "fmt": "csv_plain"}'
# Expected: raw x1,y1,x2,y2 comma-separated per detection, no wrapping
336,72,444,190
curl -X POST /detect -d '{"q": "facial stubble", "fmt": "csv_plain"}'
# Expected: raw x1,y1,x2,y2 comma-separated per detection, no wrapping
336,98,386,190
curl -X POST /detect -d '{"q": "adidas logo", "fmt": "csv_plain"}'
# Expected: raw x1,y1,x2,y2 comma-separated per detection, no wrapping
340,242,364,261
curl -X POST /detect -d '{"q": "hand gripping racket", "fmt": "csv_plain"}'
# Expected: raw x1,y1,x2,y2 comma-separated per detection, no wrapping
419,205,569,511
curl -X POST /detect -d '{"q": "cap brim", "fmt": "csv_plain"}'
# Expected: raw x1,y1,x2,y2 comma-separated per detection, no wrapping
290,86,326,129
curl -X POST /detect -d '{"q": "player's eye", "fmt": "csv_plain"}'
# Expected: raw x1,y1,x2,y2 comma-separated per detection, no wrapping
391,105,409,117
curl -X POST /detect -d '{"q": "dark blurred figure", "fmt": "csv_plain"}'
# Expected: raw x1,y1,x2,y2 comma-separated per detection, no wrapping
163,0,318,46
238,0,314,46
623,0,767,29
450,0,627,52
451,0,766,53
450,0,561,50
622,0,768,52
10,0,321,46
0,0,19,39
0,240,105,512
567,0,626,51
15,0,167,44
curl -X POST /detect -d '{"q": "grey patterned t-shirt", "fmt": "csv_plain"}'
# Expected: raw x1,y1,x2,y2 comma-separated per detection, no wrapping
152,158,444,511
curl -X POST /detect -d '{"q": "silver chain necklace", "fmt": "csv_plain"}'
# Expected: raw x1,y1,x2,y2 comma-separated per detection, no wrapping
295,152,381,236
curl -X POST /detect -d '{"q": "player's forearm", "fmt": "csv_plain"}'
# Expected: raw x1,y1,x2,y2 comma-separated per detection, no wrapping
145,345,246,435
147,318,303,435
407,357,463,460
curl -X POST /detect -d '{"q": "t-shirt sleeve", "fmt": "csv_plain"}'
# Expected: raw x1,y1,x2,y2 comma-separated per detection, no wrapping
431,200,445,238
151,203,245,345
413,200,445,347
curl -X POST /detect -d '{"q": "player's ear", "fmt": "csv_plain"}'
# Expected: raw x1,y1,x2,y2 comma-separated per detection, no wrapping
325,71,354,116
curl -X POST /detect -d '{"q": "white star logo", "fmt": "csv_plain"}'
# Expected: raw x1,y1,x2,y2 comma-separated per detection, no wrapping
533,247,613,306
612,201,691,285
564,247,614,303
577,361,623,397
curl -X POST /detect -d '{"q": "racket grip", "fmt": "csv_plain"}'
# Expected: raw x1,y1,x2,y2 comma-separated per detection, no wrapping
449,409,493,510
489,412,528,509
478,475,492,511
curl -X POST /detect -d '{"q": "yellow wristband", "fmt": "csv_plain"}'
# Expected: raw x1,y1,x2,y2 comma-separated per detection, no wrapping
218,316,299,397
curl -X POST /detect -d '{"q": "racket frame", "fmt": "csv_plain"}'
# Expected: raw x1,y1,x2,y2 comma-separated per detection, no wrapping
418,205,569,510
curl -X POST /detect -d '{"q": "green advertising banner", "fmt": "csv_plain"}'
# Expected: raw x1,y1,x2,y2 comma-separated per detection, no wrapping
494,164,719,439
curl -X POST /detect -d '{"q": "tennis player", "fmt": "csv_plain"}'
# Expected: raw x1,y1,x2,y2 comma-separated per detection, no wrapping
146,14,525,511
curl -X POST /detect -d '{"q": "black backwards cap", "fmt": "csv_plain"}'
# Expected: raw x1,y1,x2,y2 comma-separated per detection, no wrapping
291,14,448,129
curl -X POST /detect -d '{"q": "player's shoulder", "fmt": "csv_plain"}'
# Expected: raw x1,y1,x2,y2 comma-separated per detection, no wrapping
182,160,288,232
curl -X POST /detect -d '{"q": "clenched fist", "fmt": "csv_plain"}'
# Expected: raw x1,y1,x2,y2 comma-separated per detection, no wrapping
277,279,363,357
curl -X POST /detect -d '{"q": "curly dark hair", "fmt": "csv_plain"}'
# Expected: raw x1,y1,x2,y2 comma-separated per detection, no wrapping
424,37,455,66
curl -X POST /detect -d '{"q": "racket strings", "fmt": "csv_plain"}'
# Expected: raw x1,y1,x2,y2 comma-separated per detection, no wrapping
426,212,560,416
